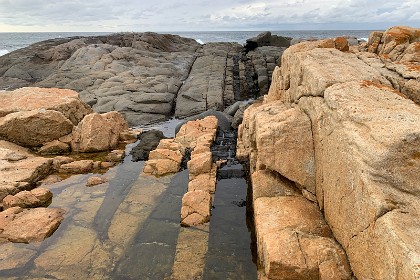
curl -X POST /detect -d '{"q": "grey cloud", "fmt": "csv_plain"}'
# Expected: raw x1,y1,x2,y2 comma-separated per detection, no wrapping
0,0,419,31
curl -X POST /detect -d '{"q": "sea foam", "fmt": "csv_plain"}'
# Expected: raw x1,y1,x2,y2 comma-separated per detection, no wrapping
0,49,9,56
195,39,204,45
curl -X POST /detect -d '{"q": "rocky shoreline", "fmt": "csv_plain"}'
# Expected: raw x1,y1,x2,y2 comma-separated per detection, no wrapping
0,26,418,279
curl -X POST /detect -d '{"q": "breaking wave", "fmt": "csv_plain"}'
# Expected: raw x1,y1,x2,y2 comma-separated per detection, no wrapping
195,39,204,45
0,49,9,56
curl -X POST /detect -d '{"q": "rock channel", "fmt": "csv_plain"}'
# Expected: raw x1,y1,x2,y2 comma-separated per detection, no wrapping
0,27,418,280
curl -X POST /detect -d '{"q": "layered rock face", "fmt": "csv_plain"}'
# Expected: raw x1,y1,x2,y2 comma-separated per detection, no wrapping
238,26,420,279
0,32,288,125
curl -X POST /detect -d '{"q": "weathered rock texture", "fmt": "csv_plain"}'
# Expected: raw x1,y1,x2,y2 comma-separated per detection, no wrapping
2,188,52,209
0,141,52,201
238,26,420,280
0,206,65,243
0,32,291,125
143,116,219,227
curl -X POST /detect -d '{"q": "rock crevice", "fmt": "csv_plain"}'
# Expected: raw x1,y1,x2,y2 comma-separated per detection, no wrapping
238,26,420,280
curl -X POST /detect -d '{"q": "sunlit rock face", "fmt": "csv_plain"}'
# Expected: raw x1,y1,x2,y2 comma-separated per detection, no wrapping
238,26,420,280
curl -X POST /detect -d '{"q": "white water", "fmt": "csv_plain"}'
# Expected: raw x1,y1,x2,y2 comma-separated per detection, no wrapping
195,38,204,45
0,49,9,56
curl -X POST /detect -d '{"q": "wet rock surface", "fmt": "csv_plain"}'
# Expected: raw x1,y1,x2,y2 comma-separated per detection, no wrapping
130,129,166,161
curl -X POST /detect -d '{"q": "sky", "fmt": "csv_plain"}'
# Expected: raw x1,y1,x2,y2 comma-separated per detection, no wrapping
0,0,419,32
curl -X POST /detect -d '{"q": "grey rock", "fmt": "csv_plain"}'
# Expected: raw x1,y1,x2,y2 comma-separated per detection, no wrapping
130,129,166,161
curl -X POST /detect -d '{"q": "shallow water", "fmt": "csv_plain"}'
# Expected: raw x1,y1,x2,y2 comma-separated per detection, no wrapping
0,122,257,279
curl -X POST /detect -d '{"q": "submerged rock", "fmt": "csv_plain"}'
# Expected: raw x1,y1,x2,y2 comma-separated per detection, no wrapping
0,206,65,243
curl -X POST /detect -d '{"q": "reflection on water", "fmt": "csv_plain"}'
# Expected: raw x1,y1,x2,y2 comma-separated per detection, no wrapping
0,122,257,279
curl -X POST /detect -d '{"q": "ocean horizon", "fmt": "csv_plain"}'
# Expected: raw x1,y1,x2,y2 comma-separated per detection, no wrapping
0,30,375,56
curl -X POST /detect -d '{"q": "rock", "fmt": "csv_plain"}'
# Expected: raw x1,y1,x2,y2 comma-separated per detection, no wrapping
0,109,74,147
0,147,27,161
187,151,213,179
245,32,292,51
180,190,212,227
130,129,166,161
143,147,183,176
59,160,94,173
187,173,216,194
31,187,53,203
0,156,52,187
100,161,115,169
0,207,65,243
51,156,74,170
273,43,390,103
70,111,128,152
175,110,232,134
334,37,350,52
298,81,420,280
38,140,70,155
232,102,251,129
86,176,108,187
3,188,52,209
39,175,63,185
254,196,351,280
106,149,125,162
175,116,218,149
0,87,93,124
175,43,242,118
0,33,201,126
239,26,420,280
251,170,300,202
238,101,316,192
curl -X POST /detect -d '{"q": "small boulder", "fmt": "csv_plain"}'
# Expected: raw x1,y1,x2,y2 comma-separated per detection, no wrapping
86,176,108,187
180,190,212,227
51,156,74,170
71,111,129,152
106,150,125,162
0,207,65,243
2,188,52,209
38,140,70,155
187,151,213,179
130,129,166,161
59,160,94,173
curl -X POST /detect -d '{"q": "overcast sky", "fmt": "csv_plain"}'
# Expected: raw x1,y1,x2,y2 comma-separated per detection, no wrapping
0,0,419,32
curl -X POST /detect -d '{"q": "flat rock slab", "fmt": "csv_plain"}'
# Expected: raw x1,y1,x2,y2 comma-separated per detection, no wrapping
0,87,92,124
254,196,351,279
0,206,65,243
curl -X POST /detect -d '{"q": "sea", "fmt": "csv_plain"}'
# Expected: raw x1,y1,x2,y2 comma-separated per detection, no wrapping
0,30,373,56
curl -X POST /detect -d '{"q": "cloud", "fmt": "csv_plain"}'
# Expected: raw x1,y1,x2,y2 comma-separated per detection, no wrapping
0,0,418,31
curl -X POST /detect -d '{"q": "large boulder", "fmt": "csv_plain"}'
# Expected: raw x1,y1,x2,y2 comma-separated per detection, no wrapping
69,111,129,152
0,109,74,147
239,26,420,280
0,87,93,124
238,101,316,193
254,196,351,280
